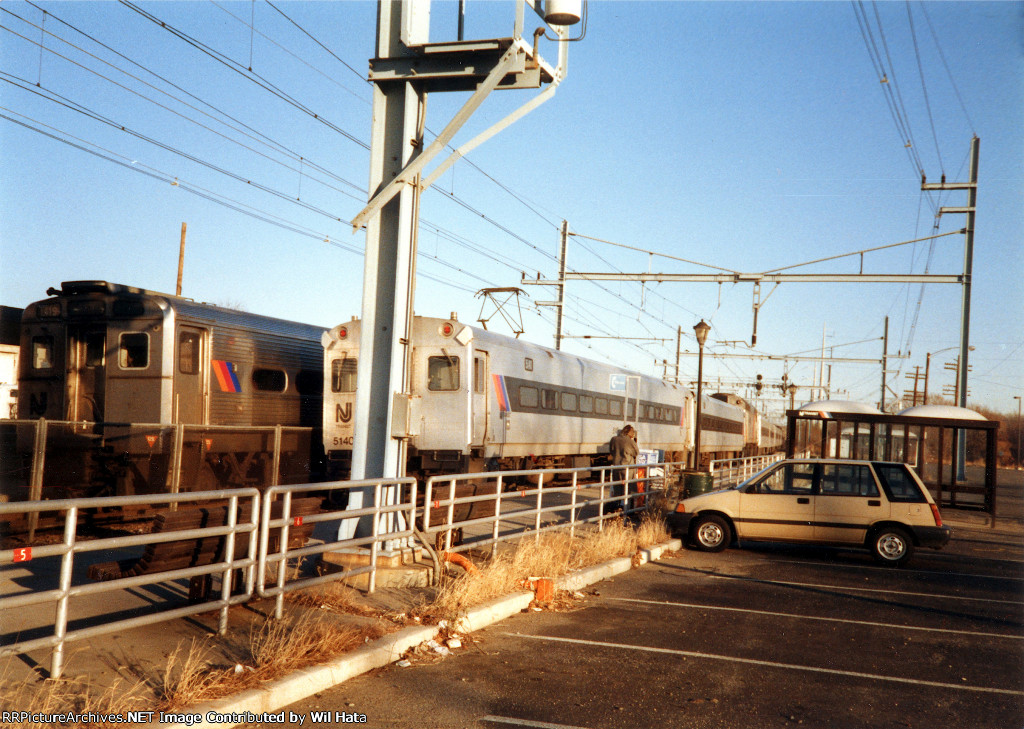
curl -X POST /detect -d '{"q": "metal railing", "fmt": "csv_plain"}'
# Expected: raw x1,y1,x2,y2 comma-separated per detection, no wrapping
0,461,681,675
708,453,784,488
256,479,417,618
0,488,259,679
422,461,683,554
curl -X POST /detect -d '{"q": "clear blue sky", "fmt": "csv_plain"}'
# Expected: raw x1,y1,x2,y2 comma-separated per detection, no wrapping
1,0,1021,420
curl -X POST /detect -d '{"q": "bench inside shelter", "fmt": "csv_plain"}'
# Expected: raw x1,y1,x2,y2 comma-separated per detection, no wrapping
87,497,322,599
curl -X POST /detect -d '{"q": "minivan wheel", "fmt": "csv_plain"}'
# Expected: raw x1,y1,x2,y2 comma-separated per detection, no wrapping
870,526,914,567
691,514,731,553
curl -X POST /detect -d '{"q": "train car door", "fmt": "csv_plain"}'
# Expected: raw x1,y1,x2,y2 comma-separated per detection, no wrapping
173,326,207,424
66,325,106,422
471,350,489,446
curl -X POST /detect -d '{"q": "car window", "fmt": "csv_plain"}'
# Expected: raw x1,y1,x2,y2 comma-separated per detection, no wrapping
874,464,927,503
820,464,879,497
752,463,816,494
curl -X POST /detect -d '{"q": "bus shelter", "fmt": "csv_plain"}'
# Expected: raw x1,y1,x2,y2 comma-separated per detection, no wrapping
786,404,999,516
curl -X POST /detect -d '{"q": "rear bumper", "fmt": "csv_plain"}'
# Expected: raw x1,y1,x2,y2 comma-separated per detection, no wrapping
913,525,952,549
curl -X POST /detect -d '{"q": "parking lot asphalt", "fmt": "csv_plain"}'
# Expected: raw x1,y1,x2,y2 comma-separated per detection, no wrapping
3,486,1022,728
242,508,1024,729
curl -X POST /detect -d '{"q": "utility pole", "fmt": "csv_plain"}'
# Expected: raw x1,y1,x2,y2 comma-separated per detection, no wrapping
675,325,682,384
554,220,568,350
922,136,979,481
880,317,889,412
904,366,923,406
176,222,187,296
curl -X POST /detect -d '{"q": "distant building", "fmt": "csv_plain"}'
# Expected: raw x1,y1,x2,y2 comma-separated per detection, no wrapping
0,306,22,419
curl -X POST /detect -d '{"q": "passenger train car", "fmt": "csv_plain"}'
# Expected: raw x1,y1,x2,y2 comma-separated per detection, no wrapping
322,314,783,479
15,281,326,497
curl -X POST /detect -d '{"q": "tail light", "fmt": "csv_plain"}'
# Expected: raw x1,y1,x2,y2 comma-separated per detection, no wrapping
930,503,943,527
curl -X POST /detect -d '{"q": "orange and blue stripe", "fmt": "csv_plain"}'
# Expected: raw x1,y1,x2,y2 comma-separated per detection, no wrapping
212,360,241,393
492,373,510,411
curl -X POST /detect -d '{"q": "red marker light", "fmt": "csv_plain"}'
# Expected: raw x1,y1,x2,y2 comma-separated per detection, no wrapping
338,326,348,339
441,322,454,336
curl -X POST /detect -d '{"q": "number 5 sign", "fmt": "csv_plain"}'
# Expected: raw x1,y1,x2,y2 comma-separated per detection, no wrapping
12,546,32,563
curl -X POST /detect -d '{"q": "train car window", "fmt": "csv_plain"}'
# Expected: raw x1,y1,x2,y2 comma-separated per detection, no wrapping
610,400,622,417
595,397,608,415
32,336,54,370
253,368,287,392
428,355,460,391
474,357,485,394
118,332,149,369
561,392,577,412
580,395,593,414
542,389,557,410
524,358,533,372
626,401,635,419
519,386,538,408
178,331,199,374
85,333,105,367
332,358,357,392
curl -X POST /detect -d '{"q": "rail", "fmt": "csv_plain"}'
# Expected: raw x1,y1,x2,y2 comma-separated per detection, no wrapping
708,453,784,488
422,461,684,554
0,488,259,679
256,478,417,618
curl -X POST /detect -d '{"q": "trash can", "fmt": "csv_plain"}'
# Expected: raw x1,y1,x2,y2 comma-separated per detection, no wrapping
683,471,714,499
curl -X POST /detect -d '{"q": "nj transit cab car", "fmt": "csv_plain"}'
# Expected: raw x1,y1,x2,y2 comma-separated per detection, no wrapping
667,459,951,567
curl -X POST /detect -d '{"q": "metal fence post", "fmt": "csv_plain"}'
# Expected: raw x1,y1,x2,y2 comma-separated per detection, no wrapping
570,472,579,539
271,425,283,487
274,491,293,619
50,504,77,679
445,478,457,552
598,468,606,531
534,473,544,542
168,424,185,510
492,474,504,558
27,418,48,541
369,481,382,593
219,494,239,634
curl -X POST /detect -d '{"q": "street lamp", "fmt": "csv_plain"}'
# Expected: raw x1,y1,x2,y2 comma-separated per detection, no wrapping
693,319,711,470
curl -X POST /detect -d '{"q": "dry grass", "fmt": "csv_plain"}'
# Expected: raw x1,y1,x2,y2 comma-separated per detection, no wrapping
418,512,671,623
0,672,149,729
158,613,391,709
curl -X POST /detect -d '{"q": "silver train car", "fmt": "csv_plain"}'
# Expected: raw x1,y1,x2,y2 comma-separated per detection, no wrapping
711,392,784,456
15,281,325,497
322,314,777,478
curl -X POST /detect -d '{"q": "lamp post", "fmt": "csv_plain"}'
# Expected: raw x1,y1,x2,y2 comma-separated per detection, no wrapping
693,319,711,471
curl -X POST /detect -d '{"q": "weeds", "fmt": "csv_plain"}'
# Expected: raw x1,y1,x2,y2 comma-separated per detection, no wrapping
417,511,670,623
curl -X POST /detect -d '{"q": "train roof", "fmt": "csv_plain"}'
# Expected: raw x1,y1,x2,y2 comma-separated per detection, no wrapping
36,281,326,340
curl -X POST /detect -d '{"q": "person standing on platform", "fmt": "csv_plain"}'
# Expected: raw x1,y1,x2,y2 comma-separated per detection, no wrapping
609,424,638,512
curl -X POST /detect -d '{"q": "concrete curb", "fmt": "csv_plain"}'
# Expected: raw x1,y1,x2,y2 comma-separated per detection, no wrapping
157,538,681,728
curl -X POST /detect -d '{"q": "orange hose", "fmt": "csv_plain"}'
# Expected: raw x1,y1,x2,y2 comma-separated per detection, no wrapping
442,551,478,574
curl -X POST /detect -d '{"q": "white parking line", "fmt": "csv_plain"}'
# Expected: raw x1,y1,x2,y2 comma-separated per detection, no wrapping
769,558,1024,581
502,633,1024,697
481,717,593,729
693,571,1024,606
606,597,1024,640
